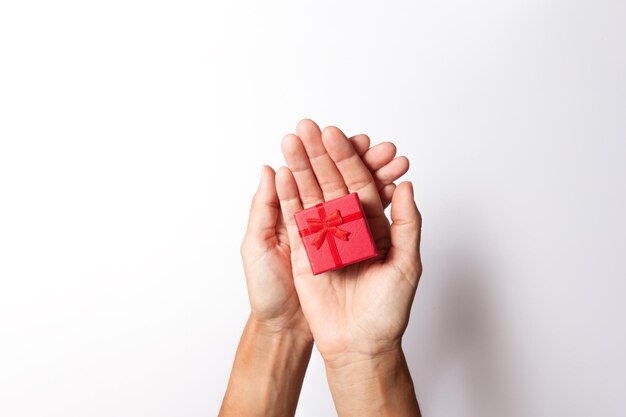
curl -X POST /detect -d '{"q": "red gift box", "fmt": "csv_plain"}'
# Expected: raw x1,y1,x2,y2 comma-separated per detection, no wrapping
294,193,378,275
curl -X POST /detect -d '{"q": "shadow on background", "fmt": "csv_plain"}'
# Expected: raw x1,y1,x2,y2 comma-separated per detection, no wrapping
402,216,528,417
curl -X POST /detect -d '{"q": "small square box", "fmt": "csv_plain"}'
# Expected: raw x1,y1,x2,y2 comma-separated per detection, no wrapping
294,193,378,275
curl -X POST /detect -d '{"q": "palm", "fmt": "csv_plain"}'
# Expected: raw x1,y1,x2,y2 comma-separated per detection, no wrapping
242,122,413,334
291,218,415,359
275,119,422,360
241,177,303,328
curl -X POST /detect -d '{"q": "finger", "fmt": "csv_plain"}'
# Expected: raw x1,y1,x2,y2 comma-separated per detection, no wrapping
245,165,278,241
373,156,410,190
380,183,396,209
386,182,422,285
361,142,397,172
275,166,305,251
296,119,349,202
321,125,386,220
281,133,324,208
349,134,370,156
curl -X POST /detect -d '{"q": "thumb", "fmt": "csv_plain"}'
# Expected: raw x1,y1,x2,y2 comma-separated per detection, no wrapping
386,181,422,285
245,165,279,241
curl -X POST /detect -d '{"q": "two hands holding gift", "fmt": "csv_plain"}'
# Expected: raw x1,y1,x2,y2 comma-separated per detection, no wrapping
220,119,423,417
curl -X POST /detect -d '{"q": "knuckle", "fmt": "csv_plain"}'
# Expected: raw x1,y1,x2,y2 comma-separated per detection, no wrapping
347,178,371,193
319,179,346,194
300,193,322,205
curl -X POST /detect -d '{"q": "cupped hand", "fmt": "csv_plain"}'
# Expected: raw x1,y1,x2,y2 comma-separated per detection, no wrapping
274,119,423,365
240,121,411,340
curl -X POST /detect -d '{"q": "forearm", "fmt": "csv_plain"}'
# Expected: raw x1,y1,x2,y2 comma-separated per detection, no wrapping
219,313,313,417
325,347,420,417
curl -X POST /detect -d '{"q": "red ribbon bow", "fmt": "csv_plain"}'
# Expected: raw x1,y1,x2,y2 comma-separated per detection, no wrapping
306,209,350,249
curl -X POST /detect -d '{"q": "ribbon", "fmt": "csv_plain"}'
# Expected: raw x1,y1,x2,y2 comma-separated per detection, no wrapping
298,202,363,267
306,209,349,249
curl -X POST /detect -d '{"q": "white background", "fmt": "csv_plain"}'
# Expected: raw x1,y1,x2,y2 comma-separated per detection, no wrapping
1,1,625,416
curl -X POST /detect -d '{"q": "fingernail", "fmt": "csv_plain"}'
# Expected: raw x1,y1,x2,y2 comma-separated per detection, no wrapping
260,165,266,182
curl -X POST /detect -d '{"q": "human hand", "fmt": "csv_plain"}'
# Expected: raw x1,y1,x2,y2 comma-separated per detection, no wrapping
240,122,411,339
222,120,420,417
274,119,423,365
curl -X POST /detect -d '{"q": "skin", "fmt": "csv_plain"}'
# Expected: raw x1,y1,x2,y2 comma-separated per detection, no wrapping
219,120,420,417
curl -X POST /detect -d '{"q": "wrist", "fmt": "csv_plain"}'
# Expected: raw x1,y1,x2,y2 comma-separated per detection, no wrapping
220,314,314,417
322,339,403,370
324,346,420,417
249,310,313,346
324,344,404,383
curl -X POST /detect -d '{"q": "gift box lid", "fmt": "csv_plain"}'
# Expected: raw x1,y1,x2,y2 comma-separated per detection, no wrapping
294,193,378,275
